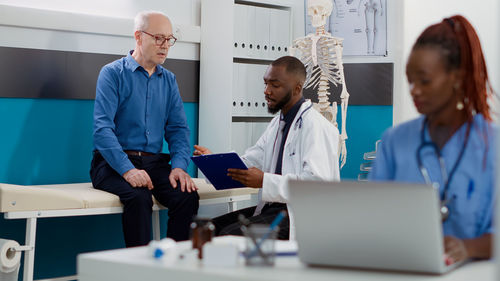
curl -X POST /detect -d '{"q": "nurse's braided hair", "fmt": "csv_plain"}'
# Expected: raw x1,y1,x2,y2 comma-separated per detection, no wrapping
412,15,493,121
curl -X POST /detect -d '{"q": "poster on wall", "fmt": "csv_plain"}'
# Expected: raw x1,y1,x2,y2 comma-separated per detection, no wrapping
305,0,387,56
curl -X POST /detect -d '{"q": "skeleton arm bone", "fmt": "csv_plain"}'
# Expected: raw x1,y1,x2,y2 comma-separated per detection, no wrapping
335,43,349,168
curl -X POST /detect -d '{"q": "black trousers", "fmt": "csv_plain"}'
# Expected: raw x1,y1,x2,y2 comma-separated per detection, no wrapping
212,203,289,240
90,152,199,247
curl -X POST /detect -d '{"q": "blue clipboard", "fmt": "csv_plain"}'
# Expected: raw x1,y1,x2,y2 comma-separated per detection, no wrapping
191,152,248,190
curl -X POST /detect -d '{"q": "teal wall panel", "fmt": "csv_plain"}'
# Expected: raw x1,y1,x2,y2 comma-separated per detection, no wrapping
0,98,94,185
339,105,393,179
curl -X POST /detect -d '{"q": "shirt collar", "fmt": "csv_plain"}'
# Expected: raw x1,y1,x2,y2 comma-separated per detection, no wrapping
281,97,305,125
125,50,164,75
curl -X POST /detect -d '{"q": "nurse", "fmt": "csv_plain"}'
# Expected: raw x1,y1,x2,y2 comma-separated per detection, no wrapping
369,15,497,264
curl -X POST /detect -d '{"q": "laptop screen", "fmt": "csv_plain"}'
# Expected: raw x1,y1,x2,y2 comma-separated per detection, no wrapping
288,179,448,274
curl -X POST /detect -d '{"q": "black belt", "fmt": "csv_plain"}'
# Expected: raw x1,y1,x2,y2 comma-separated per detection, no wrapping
123,150,156,156
94,150,156,157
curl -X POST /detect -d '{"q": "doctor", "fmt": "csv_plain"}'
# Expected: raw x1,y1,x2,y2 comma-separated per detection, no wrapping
194,56,340,240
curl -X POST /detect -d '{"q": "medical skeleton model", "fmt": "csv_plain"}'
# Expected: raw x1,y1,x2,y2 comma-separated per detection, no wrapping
290,0,349,168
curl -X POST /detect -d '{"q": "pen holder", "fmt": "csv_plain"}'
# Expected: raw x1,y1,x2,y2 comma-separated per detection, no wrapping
243,224,278,266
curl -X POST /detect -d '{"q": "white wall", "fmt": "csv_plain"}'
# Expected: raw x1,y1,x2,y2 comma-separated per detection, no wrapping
0,0,201,60
395,0,500,124
0,0,200,25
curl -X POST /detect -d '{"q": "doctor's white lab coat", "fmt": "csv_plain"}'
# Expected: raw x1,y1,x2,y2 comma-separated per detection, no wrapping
241,99,340,240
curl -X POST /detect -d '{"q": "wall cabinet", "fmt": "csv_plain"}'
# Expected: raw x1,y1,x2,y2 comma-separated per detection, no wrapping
200,0,292,154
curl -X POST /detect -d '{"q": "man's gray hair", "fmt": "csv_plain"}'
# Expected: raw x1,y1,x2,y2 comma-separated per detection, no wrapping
134,11,169,31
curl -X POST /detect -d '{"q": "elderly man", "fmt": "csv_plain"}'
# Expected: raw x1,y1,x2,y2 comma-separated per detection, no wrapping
91,11,198,247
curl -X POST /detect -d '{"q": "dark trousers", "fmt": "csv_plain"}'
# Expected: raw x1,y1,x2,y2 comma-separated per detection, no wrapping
90,152,199,247
212,203,289,240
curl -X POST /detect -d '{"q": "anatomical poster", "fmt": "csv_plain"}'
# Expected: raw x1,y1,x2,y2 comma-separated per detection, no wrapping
305,0,388,56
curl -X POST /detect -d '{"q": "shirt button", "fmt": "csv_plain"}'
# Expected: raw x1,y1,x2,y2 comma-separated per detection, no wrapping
146,131,150,135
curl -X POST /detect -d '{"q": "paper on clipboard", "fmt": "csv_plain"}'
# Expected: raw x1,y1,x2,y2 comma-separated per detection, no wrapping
191,152,248,190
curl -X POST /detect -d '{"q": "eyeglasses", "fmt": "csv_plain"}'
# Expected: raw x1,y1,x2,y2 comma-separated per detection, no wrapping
140,31,177,47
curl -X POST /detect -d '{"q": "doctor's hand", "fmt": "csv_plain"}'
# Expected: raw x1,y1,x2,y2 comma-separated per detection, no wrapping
227,167,263,188
169,168,198,193
444,236,468,265
193,145,212,155
123,168,154,190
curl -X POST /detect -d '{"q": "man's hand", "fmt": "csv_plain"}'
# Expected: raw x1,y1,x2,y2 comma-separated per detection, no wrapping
227,167,264,188
193,145,212,155
123,168,154,190
444,236,468,265
169,168,198,192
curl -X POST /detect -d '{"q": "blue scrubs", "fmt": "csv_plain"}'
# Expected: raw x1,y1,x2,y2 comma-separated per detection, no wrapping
369,114,497,239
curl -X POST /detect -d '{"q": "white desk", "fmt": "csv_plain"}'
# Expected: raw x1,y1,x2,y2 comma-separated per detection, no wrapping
78,243,494,281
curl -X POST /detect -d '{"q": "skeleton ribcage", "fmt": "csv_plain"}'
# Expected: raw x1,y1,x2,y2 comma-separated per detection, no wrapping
291,36,343,89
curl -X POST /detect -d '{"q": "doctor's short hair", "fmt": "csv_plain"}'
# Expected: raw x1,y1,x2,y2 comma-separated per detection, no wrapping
272,56,306,83
134,11,169,32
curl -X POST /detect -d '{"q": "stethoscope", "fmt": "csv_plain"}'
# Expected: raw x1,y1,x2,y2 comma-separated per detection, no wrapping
293,103,313,130
416,118,470,222
271,103,314,156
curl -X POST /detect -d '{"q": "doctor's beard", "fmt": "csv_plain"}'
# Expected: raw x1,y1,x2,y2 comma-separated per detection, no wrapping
268,90,292,114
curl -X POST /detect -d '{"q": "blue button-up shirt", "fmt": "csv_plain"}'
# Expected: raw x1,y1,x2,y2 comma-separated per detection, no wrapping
369,114,496,239
93,51,190,176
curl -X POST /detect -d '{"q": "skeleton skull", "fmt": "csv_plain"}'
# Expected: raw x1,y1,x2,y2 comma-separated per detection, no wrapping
308,0,333,27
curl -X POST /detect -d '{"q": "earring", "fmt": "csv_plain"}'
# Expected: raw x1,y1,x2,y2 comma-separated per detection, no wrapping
454,82,464,110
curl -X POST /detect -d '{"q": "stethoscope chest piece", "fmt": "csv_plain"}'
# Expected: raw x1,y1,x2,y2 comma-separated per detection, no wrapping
440,202,450,222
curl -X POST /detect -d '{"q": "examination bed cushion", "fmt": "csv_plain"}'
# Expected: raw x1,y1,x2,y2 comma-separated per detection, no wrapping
0,179,258,213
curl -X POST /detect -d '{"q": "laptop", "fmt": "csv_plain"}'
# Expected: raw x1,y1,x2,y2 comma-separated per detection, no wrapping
288,179,464,274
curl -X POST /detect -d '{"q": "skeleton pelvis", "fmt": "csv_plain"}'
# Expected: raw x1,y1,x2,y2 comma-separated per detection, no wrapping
312,102,337,125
